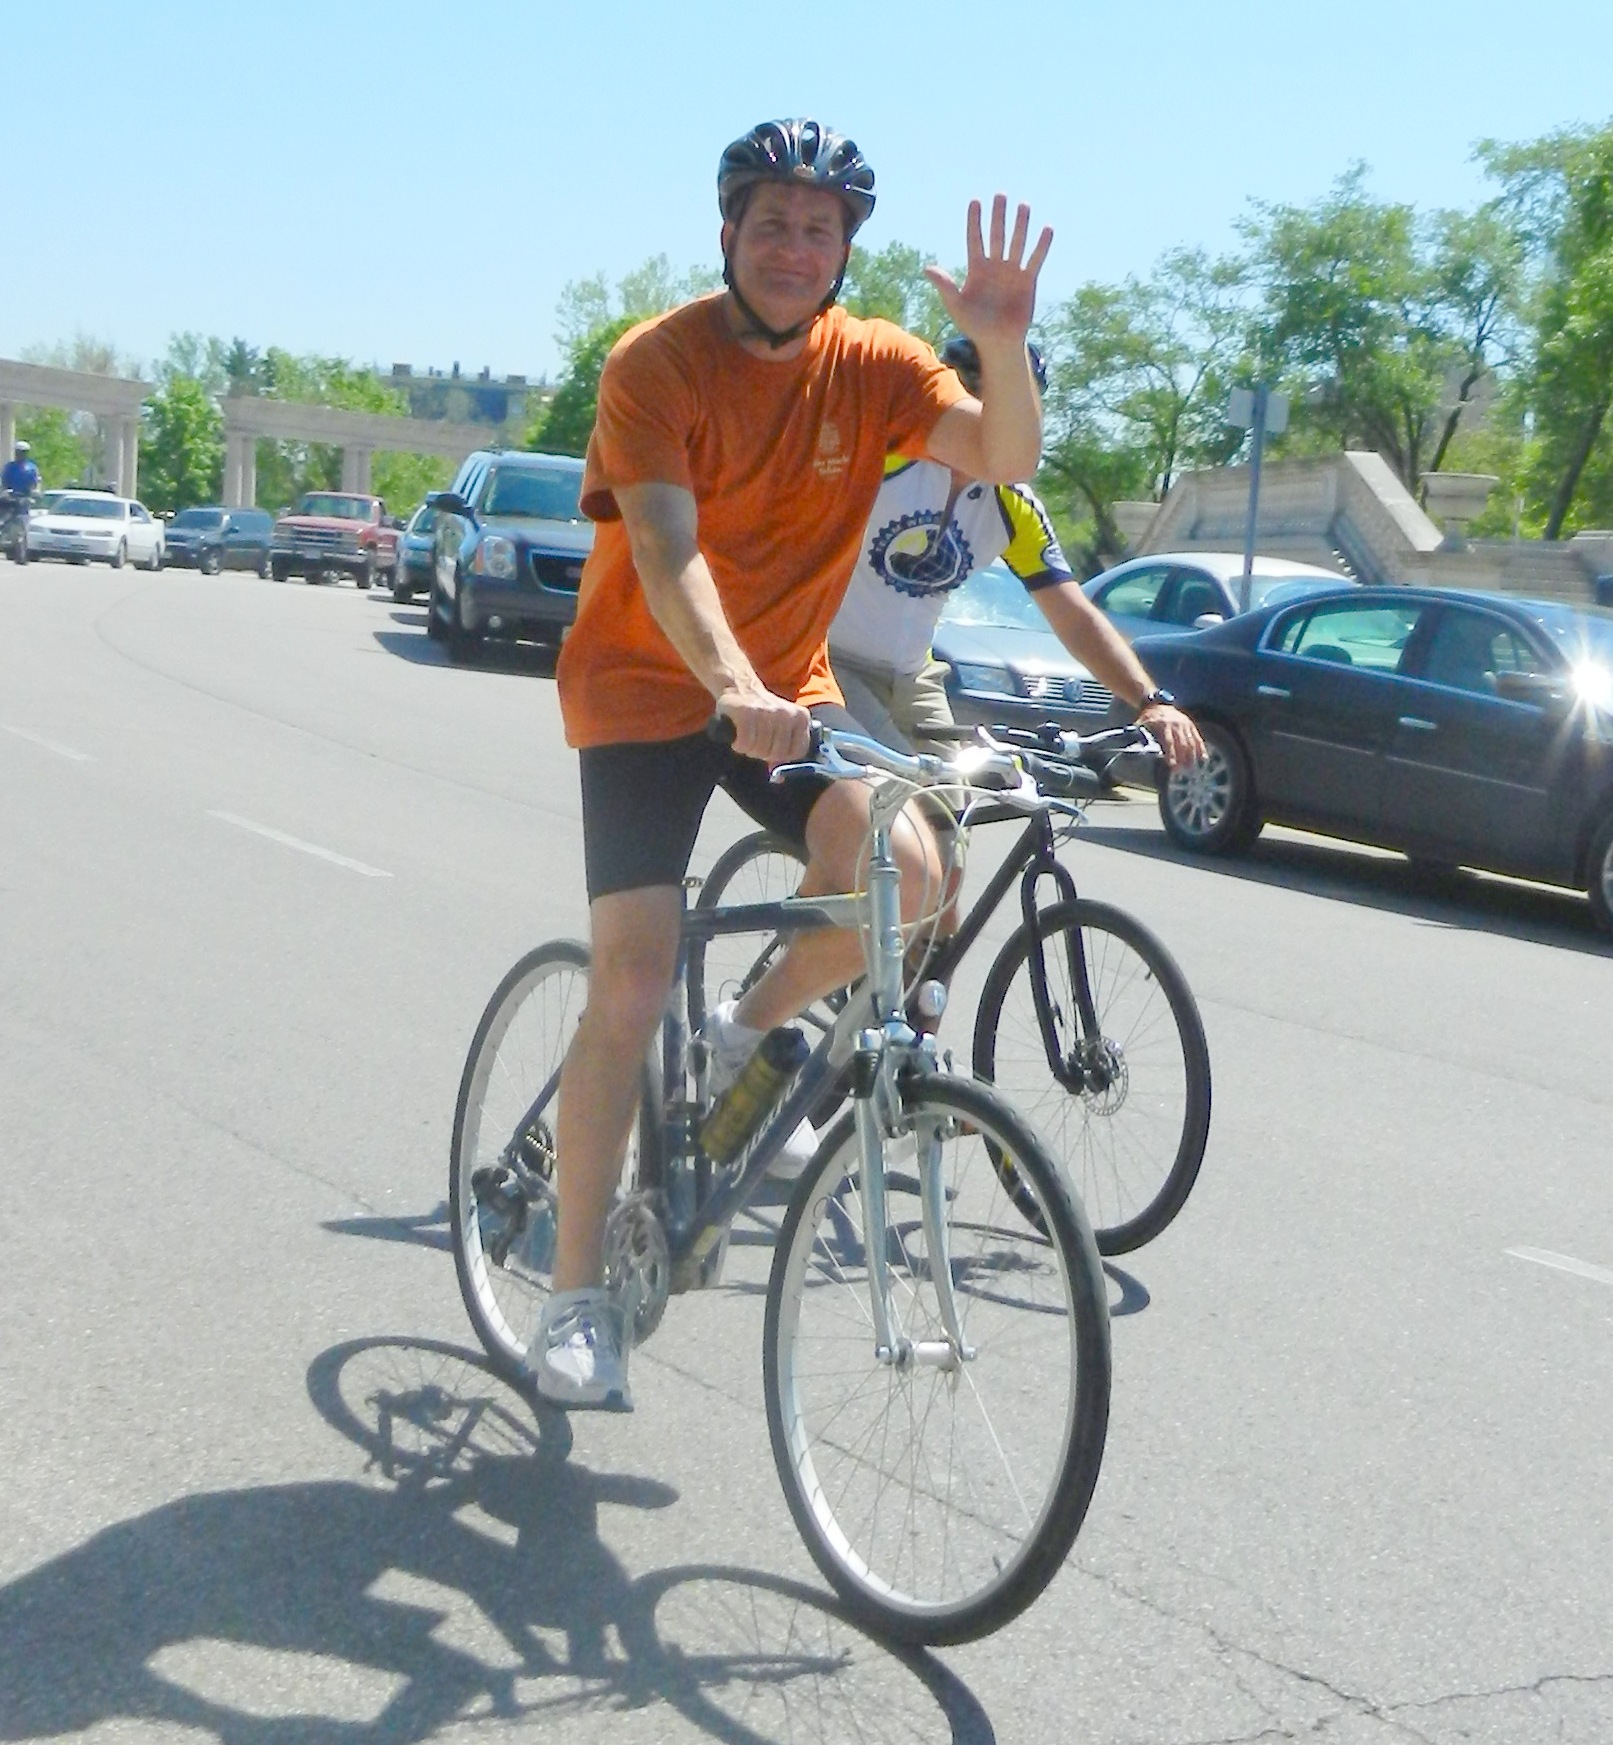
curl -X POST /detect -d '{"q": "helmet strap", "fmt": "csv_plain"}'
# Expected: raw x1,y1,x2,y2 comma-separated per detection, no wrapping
720,249,849,351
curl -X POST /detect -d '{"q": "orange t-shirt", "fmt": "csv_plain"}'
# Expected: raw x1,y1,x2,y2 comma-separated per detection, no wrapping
556,296,967,748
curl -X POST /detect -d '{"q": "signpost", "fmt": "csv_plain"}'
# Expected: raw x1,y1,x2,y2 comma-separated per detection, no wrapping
1226,385,1289,609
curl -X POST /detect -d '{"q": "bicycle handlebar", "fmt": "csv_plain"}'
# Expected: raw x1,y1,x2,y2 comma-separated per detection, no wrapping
707,714,1158,807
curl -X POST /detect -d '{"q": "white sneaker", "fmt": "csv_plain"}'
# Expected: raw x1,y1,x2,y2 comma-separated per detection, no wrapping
703,1000,818,1180
529,1287,632,1411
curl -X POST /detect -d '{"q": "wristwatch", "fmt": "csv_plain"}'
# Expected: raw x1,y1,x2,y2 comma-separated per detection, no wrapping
1137,687,1177,710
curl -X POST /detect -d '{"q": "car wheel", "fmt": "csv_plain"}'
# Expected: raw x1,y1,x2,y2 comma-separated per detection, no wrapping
200,547,222,576
1159,718,1262,854
1587,812,1613,935
392,576,416,603
110,540,127,570
256,552,271,578
353,558,372,592
447,584,484,664
270,558,289,583
146,543,164,572
426,578,447,641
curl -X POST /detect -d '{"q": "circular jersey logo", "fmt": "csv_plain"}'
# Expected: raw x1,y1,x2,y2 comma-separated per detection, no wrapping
867,511,975,600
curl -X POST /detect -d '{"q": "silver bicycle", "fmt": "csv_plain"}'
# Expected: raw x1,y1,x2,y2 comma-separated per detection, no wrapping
450,724,1111,1645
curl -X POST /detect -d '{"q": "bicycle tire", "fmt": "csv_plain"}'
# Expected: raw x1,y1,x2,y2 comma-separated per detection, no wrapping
973,898,1211,1255
763,1072,1110,1645
687,831,811,1039
451,939,656,1383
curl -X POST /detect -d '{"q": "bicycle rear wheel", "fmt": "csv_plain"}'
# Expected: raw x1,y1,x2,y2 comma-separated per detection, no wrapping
763,1073,1110,1645
973,899,1210,1255
687,831,811,1038
451,940,655,1383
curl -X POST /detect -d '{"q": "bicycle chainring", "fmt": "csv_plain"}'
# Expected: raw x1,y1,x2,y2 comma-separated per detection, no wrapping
603,1191,672,1346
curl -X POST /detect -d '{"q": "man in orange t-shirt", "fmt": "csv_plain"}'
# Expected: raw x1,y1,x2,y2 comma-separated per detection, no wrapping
537,118,1054,1410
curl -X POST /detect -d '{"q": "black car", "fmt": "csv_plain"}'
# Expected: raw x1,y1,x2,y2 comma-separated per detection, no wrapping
1137,586,1613,932
163,506,273,575
392,502,437,602
425,450,590,661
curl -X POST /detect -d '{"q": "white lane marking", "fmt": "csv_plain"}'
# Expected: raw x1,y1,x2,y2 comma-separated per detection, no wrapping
2,723,92,762
1506,1247,1613,1288
208,811,393,879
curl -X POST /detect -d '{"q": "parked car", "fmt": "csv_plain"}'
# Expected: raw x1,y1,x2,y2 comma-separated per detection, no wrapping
426,450,590,661
392,502,437,601
24,493,165,570
269,492,401,588
1137,585,1613,931
931,562,1115,732
162,506,273,575
1084,551,1356,642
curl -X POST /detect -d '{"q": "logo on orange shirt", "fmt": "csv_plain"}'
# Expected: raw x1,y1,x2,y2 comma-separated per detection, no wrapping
814,419,849,482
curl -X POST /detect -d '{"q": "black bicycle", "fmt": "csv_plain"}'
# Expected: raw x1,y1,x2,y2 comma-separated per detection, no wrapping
688,723,1212,1255
451,723,1112,1646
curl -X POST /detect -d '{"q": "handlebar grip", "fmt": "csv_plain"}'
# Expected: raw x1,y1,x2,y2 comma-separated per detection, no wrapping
706,715,738,748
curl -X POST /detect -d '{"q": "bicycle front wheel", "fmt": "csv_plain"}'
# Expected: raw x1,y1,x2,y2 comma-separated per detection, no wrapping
974,899,1211,1255
763,1073,1110,1645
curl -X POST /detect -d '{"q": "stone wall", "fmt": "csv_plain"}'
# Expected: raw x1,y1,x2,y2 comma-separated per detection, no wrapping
1135,452,1612,605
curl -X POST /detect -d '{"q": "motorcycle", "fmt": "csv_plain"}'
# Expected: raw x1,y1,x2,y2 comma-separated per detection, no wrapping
0,491,33,564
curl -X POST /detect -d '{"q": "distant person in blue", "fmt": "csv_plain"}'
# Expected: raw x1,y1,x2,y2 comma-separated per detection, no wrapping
2,441,40,497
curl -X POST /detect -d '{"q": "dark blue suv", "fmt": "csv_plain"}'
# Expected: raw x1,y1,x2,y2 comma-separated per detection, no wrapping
425,450,590,661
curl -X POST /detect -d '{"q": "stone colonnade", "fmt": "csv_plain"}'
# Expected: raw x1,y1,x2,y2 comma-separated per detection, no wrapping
221,398,493,508
0,358,152,497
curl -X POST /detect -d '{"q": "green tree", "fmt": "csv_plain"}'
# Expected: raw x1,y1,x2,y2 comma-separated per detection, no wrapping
14,407,88,488
841,241,949,343
1482,121,1613,536
1240,167,1522,491
140,377,224,513
528,315,637,457
530,256,719,458
1037,249,1248,570
21,333,142,487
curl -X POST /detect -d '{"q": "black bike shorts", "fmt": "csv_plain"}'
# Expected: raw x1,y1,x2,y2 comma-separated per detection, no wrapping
579,705,861,902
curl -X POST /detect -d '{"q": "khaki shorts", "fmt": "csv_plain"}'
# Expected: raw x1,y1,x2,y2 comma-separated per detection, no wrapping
828,648,956,757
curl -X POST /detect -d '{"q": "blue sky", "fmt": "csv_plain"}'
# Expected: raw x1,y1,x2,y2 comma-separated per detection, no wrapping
8,0,1612,383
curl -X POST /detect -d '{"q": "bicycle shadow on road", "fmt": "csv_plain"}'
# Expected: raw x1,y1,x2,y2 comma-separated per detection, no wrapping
0,1335,995,1745
320,1200,452,1254
1078,816,1610,958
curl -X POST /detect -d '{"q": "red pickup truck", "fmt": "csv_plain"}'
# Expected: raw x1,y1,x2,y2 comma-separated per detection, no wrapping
269,491,401,588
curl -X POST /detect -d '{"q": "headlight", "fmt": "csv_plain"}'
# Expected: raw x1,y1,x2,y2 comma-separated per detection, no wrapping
952,662,1016,696
471,536,519,580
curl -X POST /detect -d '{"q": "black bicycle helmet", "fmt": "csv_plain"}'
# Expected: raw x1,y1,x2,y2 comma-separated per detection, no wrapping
939,335,1049,397
717,118,876,237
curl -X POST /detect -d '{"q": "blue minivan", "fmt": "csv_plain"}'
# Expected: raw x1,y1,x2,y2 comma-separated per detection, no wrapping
425,450,590,662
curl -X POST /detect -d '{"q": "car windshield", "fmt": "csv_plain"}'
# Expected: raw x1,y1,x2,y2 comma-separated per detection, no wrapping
296,494,372,520
482,468,584,522
1248,574,1355,611
937,564,1041,630
55,496,123,519
172,508,225,529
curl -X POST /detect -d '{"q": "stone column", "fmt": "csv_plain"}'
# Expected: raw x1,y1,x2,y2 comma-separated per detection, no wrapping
224,433,241,506
0,402,15,463
340,444,373,494
240,438,257,510
121,416,139,499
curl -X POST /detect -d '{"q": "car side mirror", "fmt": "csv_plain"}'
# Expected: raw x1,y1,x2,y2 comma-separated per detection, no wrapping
433,491,477,524
1192,612,1227,630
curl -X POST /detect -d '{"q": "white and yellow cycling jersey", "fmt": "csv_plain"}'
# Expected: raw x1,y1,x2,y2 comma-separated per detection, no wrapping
829,455,1073,672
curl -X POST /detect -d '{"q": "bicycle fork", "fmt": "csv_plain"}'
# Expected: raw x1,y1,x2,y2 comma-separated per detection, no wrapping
851,818,974,1374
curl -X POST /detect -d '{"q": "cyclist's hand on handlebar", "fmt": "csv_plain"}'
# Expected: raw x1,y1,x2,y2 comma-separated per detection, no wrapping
713,689,813,767
1137,702,1205,770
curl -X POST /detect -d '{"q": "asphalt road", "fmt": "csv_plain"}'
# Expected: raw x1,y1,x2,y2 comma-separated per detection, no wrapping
2,556,1610,1745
